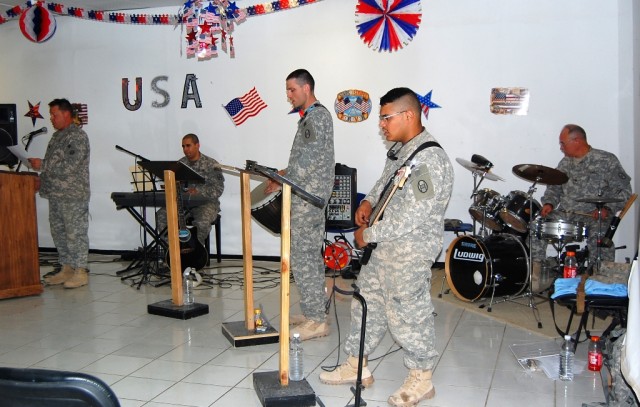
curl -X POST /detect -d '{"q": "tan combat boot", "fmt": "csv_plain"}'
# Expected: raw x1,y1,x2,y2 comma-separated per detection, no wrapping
319,355,374,387
64,268,89,289
388,369,435,407
291,319,330,341
289,314,308,326
44,265,75,285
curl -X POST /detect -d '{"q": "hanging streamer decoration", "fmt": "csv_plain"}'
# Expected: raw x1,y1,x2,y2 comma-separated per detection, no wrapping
1,1,322,58
18,2,56,42
355,0,422,52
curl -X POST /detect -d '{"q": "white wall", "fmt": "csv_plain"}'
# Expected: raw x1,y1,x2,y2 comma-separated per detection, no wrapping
0,0,636,261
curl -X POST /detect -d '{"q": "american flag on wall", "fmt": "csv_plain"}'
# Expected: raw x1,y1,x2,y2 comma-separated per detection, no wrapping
490,88,529,115
223,87,267,126
72,103,89,125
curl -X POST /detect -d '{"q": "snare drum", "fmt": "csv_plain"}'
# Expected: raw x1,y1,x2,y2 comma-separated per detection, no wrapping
534,219,587,243
469,188,504,231
499,191,541,233
250,181,282,234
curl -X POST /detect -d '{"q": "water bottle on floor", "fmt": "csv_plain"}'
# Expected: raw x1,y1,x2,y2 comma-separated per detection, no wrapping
290,333,304,381
559,335,574,381
183,268,194,305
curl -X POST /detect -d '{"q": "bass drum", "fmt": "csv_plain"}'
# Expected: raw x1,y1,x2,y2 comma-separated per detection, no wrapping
445,234,529,302
250,180,282,234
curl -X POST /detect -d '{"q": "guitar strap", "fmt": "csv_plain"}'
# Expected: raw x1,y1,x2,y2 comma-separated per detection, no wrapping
369,141,442,226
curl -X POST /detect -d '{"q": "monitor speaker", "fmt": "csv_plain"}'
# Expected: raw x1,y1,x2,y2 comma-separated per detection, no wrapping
0,104,18,167
326,163,357,230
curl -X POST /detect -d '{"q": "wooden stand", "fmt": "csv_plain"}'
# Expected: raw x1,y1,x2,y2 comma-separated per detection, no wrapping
147,170,208,319
222,171,280,347
0,171,42,299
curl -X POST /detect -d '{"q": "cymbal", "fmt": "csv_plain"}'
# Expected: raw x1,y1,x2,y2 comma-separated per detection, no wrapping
455,158,504,181
512,164,568,185
576,197,624,204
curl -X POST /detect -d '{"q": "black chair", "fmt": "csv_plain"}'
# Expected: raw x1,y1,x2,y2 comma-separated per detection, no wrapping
551,294,628,350
0,367,120,407
204,214,222,265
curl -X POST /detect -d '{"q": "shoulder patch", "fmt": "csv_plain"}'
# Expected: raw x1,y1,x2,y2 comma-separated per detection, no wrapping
300,118,317,143
410,165,435,200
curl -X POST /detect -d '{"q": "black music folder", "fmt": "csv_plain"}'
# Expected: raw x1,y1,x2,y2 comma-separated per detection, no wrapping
138,161,205,184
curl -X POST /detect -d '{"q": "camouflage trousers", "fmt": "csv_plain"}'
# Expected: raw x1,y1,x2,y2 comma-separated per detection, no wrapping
291,205,327,323
156,203,217,246
49,199,89,269
344,252,438,370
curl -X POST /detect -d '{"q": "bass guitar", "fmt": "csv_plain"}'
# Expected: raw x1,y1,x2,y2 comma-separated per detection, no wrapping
166,183,209,271
360,165,413,265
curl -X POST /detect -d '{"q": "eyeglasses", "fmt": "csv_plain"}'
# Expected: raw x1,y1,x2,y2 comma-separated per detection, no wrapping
379,111,406,122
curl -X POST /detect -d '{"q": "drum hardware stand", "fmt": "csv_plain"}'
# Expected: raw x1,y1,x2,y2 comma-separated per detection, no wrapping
482,181,543,329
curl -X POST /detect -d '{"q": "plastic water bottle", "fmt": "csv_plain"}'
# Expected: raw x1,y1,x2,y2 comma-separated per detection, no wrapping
289,333,304,381
588,336,603,371
559,335,574,381
183,268,194,305
254,309,267,333
563,251,578,278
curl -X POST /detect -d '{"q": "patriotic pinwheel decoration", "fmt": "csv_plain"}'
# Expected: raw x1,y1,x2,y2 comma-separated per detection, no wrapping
355,0,422,53
19,3,56,43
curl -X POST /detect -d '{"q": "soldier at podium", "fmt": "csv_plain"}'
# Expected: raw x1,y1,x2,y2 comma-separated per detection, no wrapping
28,98,91,289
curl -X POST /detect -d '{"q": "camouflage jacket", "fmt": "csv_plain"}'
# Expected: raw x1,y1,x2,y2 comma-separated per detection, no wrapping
39,123,90,202
179,153,225,213
286,102,335,210
542,148,631,214
363,129,454,261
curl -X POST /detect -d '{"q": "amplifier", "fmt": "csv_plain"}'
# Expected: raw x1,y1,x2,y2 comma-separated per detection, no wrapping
326,163,357,230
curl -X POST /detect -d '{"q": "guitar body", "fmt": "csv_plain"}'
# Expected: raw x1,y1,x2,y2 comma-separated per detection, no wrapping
166,225,209,271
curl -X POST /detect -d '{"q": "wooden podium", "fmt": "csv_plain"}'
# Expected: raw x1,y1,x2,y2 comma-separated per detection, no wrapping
0,170,42,299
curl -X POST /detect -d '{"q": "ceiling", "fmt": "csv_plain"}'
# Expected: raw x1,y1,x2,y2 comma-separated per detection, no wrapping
0,1,184,13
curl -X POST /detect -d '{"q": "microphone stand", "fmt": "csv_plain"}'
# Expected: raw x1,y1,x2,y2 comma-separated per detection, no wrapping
15,133,37,173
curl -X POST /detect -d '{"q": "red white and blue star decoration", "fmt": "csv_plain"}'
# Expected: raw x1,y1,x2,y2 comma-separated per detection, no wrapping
415,90,440,119
355,0,422,52
1,1,324,61
24,101,44,126
18,2,56,42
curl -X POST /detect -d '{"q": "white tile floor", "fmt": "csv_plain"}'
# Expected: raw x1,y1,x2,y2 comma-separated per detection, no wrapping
0,255,607,407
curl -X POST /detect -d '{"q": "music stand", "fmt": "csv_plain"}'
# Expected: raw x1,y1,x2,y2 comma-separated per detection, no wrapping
140,161,209,320
220,160,322,406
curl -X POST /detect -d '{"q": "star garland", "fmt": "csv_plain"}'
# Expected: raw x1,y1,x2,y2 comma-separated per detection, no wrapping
0,1,321,28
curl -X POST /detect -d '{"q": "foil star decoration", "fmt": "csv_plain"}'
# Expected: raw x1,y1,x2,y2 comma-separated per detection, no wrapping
415,90,441,119
24,101,44,126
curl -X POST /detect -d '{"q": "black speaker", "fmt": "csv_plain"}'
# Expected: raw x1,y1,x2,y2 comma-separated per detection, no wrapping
0,104,18,167
326,163,357,230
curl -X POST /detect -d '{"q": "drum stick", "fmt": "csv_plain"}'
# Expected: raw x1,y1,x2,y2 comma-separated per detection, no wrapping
600,193,637,247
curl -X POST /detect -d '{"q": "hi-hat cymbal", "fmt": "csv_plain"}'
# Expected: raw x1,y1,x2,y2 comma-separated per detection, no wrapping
576,197,624,204
512,164,568,185
455,158,504,181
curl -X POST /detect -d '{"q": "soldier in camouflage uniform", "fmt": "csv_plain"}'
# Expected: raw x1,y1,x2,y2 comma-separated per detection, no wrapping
320,88,454,407
157,133,225,247
28,98,91,289
533,124,631,267
264,69,335,341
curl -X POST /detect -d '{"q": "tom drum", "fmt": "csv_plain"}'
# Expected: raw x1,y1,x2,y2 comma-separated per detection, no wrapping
499,190,541,233
445,234,529,302
250,181,282,234
468,188,504,231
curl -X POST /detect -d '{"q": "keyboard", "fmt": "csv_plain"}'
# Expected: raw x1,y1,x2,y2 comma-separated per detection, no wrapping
111,192,209,208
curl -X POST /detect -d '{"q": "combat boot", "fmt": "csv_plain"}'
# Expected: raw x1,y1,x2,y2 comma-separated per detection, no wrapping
64,268,89,289
319,355,374,387
289,314,308,326
44,265,74,285
291,319,329,341
388,369,435,407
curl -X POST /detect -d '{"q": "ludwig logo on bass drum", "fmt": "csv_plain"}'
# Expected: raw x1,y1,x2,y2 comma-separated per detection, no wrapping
453,248,484,262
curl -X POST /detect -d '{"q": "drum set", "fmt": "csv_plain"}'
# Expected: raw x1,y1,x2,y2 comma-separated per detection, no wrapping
444,156,590,326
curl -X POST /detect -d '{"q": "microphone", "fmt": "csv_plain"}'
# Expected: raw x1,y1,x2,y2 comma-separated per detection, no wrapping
471,154,493,169
387,142,399,161
27,127,48,138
